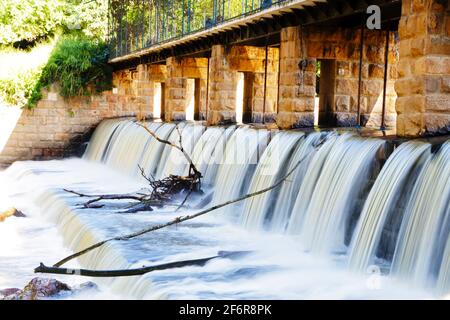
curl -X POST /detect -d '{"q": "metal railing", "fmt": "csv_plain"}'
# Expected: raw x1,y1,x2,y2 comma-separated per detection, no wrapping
108,0,293,59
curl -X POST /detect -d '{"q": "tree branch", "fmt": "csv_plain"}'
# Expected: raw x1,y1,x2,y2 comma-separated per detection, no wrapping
51,135,325,268
35,251,249,277
136,122,202,180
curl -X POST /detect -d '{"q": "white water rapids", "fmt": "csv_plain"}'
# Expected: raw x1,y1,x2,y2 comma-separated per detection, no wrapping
1,119,449,299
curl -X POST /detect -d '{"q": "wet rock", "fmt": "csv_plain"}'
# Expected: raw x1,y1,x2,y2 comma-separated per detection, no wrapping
1,278,70,300
13,209,26,218
20,278,71,300
1,279,99,300
0,288,21,299
0,208,26,221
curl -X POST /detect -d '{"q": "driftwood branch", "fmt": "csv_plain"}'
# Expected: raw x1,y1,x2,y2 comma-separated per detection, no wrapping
137,122,202,180
50,135,325,268
35,251,249,277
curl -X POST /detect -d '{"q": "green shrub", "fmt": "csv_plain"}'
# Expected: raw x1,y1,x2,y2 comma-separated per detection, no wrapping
27,34,112,108
0,67,43,107
0,0,63,47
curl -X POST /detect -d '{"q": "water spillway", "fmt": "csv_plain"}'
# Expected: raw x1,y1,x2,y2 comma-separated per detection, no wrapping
2,118,450,299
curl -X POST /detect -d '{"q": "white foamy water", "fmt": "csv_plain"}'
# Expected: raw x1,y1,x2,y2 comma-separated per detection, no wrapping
1,119,449,299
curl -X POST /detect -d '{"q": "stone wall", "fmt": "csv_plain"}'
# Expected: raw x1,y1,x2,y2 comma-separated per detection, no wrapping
277,25,399,129
0,71,152,167
396,0,450,137
165,57,208,121
208,44,279,125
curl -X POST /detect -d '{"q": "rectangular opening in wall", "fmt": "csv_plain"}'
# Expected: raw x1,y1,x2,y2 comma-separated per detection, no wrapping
153,82,165,120
185,78,199,121
236,72,244,124
160,82,166,121
316,59,336,126
194,78,201,120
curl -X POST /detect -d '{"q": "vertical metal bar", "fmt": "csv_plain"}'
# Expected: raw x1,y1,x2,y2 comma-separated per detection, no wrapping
182,0,185,35
262,41,269,124
187,0,191,33
381,29,390,130
205,57,210,122
276,44,281,115
356,20,365,127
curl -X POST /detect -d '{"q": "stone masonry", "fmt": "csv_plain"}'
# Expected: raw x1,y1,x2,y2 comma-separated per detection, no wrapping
207,44,279,125
396,0,450,136
277,25,399,129
0,71,152,167
165,57,208,121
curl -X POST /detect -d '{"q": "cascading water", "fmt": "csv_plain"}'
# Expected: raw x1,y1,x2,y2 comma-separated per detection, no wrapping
139,123,176,178
103,122,162,175
348,141,431,272
287,134,339,234
210,126,270,219
2,117,450,299
83,118,124,162
267,132,325,232
293,134,385,255
190,126,235,186
241,131,305,229
154,123,204,179
391,141,450,289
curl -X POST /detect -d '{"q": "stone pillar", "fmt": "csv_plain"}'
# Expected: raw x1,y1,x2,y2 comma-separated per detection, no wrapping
165,57,187,121
208,45,238,125
277,26,315,129
144,64,167,118
165,57,209,121
396,0,450,137
207,44,279,125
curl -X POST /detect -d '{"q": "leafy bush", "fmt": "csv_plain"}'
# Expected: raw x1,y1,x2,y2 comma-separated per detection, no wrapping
0,67,43,107
0,0,108,47
27,34,112,108
0,0,63,46
63,0,108,40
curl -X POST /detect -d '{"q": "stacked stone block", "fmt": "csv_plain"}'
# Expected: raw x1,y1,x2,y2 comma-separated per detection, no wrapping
396,0,450,136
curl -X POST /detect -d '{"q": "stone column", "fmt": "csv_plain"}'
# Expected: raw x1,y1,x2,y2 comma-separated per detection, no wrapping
396,0,450,137
277,26,315,129
165,57,209,121
207,45,238,125
165,57,187,121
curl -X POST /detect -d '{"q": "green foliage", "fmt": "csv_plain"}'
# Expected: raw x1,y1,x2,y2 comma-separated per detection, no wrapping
0,67,43,107
0,0,108,47
27,35,112,108
63,0,108,40
0,0,63,47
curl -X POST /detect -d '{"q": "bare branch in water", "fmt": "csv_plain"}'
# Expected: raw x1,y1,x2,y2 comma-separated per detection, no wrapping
136,122,202,180
49,136,327,268
35,251,249,277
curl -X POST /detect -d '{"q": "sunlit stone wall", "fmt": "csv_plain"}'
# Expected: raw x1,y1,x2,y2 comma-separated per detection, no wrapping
0,71,152,167
396,0,450,137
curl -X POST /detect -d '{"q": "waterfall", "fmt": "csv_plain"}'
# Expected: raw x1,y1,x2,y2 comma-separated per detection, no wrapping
267,132,325,232
287,134,339,234
190,126,236,186
139,123,176,178
103,122,162,175
391,141,450,288
241,131,305,229
211,126,270,220
348,141,431,272
83,118,126,162
437,235,450,295
154,123,205,180
294,134,385,254
4,116,450,298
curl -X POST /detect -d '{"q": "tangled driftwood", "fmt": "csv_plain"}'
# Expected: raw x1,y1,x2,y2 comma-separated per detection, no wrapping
35,124,327,278
64,123,202,212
